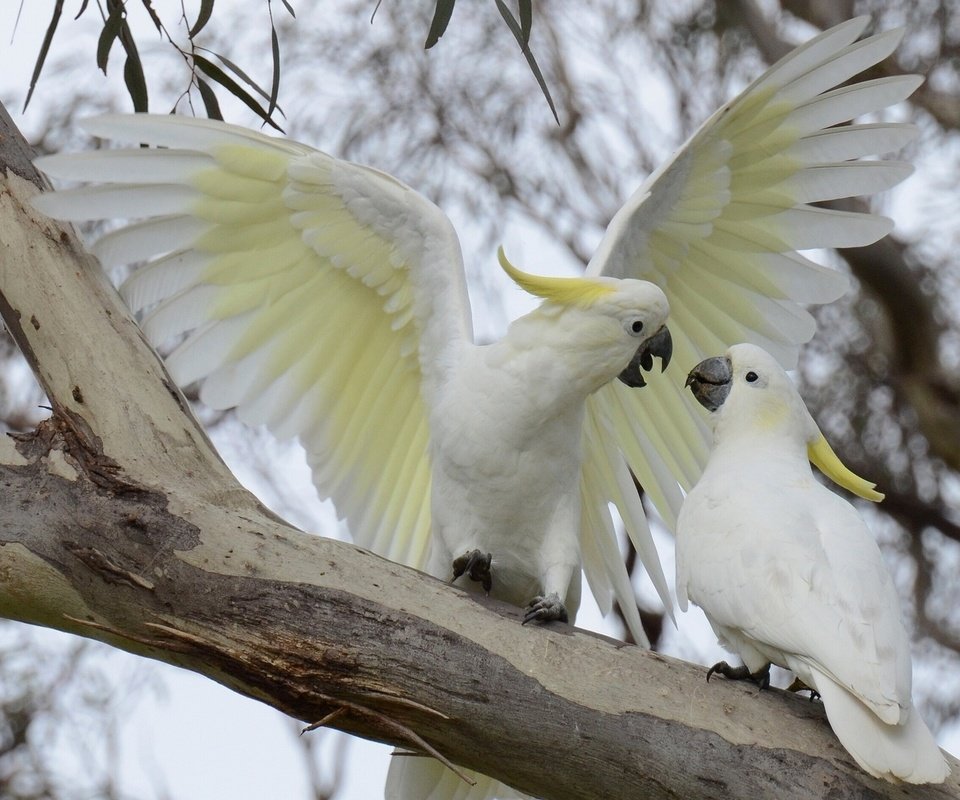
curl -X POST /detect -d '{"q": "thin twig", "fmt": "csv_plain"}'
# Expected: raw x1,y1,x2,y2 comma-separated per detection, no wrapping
303,695,476,787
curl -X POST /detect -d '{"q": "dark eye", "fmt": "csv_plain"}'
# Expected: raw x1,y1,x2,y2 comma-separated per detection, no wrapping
745,371,759,383
631,320,643,334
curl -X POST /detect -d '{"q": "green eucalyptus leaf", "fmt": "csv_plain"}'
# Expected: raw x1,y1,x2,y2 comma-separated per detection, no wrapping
189,0,215,38
96,3,125,75
24,0,65,111
196,77,224,120
494,0,558,124
269,22,281,117
114,7,148,111
193,54,284,132
139,0,163,34
518,0,531,45
425,0,456,49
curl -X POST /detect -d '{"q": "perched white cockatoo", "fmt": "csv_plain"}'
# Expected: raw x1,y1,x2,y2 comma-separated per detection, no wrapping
33,16,921,800
679,343,950,784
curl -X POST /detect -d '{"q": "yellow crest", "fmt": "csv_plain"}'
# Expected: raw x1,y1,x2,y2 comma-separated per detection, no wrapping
808,433,884,502
497,246,615,308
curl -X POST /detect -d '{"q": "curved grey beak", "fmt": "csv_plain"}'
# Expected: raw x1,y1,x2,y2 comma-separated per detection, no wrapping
686,356,732,411
618,325,673,388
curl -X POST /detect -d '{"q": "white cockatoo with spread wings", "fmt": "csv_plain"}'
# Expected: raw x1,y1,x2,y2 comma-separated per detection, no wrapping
34,16,922,800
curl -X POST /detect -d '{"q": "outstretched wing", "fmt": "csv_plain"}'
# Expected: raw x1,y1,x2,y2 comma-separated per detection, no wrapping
579,18,919,626
35,114,474,570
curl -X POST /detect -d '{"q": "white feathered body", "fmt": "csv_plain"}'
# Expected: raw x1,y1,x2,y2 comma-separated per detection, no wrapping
430,307,650,609
678,421,910,705
428,354,584,609
677,344,948,783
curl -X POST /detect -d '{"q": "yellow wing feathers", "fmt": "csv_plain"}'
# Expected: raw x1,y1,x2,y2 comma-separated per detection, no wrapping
35,116,455,572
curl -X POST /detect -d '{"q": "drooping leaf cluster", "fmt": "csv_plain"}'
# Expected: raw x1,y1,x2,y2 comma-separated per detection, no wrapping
425,0,557,121
20,1,559,129
22,0,291,130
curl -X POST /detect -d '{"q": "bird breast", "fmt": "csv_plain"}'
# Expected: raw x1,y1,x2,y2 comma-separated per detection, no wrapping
427,354,587,566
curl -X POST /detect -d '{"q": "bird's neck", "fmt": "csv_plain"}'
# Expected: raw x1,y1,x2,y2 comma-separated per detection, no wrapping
491,307,631,404
716,393,796,443
710,411,812,481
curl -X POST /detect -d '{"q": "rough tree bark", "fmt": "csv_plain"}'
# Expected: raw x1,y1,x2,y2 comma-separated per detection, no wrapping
0,105,957,800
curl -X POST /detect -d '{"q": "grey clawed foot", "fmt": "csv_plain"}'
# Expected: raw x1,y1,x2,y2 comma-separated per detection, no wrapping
706,661,771,690
522,592,568,625
451,549,492,594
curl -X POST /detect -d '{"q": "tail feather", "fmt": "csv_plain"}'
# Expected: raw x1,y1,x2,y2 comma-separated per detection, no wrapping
811,668,949,784
384,754,529,800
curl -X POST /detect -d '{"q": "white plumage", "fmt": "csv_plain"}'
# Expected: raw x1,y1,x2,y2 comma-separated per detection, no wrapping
678,343,949,784
32,16,921,799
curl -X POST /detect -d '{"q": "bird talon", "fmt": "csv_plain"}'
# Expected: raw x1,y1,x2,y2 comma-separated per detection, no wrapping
786,678,821,702
522,593,568,625
451,549,493,593
706,661,770,689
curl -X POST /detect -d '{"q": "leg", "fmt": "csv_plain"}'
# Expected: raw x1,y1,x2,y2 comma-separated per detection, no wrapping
522,504,580,627
523,541,580,626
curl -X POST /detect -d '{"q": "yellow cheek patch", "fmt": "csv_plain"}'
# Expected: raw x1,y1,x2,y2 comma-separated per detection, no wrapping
808,433,884,502
752,401,788,432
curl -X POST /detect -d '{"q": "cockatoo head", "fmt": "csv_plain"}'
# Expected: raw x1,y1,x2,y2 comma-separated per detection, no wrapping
497,247,672,388
686,343,884,501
